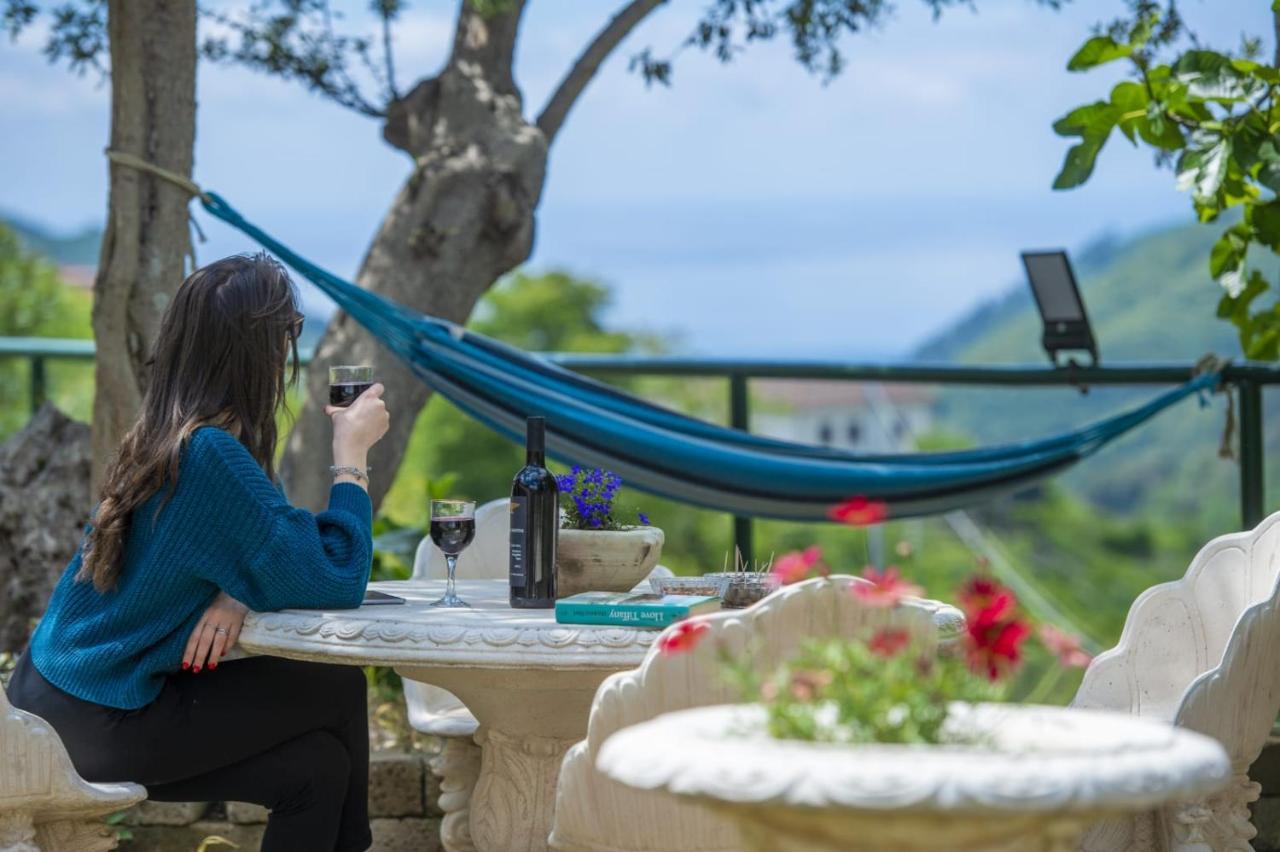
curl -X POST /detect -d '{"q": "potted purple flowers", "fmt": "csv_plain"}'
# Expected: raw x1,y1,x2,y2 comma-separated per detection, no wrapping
554,466,664,597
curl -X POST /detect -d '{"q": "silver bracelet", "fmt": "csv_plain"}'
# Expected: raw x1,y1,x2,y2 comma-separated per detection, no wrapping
330,465,370,483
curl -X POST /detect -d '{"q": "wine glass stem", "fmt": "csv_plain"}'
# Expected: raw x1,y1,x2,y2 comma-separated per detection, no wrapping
446,554,458,599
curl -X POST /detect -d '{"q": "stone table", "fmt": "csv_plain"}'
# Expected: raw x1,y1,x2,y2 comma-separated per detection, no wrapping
237,578,655,852
597,702,1232,852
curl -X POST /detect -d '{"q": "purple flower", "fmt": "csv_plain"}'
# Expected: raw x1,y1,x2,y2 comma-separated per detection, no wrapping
638,512,650,526
560,467,638,530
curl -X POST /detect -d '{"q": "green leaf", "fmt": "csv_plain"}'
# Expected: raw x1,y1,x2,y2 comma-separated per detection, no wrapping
1053,135,1109,189
1110,81,1146,110
1222,175,1260,210
1067,36,1133,72
1110,80,1145,143
1233,113,1280,192
1243,314,1280,361
1177,138,1231,202
1052,101,1120,187
1217,269,1268,321
1273,0,1279,13
1138,103,1185,150
1228,59,1280,84
1052,101,1119,138
1174,50,1256,102
1108,82,1184,151
1251,201,1280,251
1209,227,1246,279
1259,163,1280,194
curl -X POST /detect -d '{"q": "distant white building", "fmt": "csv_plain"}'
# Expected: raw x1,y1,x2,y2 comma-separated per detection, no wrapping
751,381,934,453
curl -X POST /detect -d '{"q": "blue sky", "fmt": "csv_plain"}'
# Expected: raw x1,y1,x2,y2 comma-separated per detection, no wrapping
0,1,1270,358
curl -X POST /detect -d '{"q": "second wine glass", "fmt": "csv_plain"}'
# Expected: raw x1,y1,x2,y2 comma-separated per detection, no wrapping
429,499,476,608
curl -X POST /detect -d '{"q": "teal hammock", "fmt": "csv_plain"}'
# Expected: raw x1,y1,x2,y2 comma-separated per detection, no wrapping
199,192,1219,523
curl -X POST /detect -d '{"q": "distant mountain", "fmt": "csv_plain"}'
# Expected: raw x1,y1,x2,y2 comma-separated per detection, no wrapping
914,218,1280,532
2,213,102,266
914,231,1125,363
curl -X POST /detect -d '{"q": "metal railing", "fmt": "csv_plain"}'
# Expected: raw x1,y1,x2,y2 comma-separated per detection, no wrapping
4,336,1279,561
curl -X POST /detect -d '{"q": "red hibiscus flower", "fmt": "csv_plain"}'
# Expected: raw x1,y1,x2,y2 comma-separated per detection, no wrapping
957,575,1009,616
1039,624,1092,669
867,627,912,658
964,593,1031,681
827,496,890,526
770,546,828,586
853,566,924,608
658,619,709,656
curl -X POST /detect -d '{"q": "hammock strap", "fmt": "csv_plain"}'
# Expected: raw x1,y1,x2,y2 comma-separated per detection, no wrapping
105,149,210,203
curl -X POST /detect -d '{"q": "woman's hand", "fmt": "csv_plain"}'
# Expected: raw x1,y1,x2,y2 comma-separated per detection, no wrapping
183,591,248,673
324,382,390,469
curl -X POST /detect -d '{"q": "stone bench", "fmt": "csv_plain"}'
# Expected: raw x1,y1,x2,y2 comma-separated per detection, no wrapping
0,683,145,852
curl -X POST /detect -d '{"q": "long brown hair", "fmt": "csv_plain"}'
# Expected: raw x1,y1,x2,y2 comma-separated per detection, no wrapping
78,253,303,592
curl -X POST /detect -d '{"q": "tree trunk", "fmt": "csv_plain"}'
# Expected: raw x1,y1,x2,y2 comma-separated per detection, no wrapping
90,0,197,495
281,0,546,510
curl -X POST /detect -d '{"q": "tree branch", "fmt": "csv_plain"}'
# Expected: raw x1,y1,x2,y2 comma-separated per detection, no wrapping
536,0,667,143
381,6,399,100
1274,7,1279,68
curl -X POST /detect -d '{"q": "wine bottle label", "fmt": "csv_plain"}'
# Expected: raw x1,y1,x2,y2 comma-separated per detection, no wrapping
509,496,527,586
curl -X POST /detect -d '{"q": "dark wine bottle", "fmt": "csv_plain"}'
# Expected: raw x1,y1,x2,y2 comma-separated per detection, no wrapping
510,416,558,608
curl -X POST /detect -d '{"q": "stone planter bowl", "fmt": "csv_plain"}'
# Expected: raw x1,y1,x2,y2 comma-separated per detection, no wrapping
556,526,665,597
598,703,1232,852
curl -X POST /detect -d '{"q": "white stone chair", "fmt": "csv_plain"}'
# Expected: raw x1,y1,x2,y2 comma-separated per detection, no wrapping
0,682,145,852
547,574,965,852
405,497,673,852
1074,510,1280,852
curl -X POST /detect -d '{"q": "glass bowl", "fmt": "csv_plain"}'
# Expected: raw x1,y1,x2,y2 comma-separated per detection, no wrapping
649,574,732,599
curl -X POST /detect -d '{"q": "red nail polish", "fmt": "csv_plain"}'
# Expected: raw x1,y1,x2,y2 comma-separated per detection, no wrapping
193,665,201,673
181,662,189,671
209,662,217,670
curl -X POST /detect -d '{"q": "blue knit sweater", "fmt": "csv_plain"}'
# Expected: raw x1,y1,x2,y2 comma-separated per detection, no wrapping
28,426,373,710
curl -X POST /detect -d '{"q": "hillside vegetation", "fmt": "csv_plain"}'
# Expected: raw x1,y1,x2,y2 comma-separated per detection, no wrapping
917,220,1280,537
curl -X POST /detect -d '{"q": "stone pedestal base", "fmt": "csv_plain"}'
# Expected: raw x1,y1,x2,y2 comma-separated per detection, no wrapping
398,665,623,852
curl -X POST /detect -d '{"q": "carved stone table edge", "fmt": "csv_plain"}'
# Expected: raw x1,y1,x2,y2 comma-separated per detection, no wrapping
239,611,657,670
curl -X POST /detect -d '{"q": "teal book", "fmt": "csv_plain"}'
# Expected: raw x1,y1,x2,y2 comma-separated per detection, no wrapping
555,592,721,628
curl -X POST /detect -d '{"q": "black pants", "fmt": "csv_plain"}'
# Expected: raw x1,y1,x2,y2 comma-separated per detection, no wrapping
7,651,372,852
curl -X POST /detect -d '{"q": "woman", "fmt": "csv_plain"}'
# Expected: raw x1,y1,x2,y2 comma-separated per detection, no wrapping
6,253,389,852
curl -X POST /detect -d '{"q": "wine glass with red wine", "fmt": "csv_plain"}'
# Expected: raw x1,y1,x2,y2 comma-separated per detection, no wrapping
429,499,476,608
329,365,374,407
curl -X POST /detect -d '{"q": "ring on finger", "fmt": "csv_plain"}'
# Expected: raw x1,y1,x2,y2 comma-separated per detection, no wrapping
214,626,229,635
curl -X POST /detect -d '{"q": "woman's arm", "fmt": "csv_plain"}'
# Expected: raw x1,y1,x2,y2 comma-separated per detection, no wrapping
326,383,388,490
183,386,389,612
